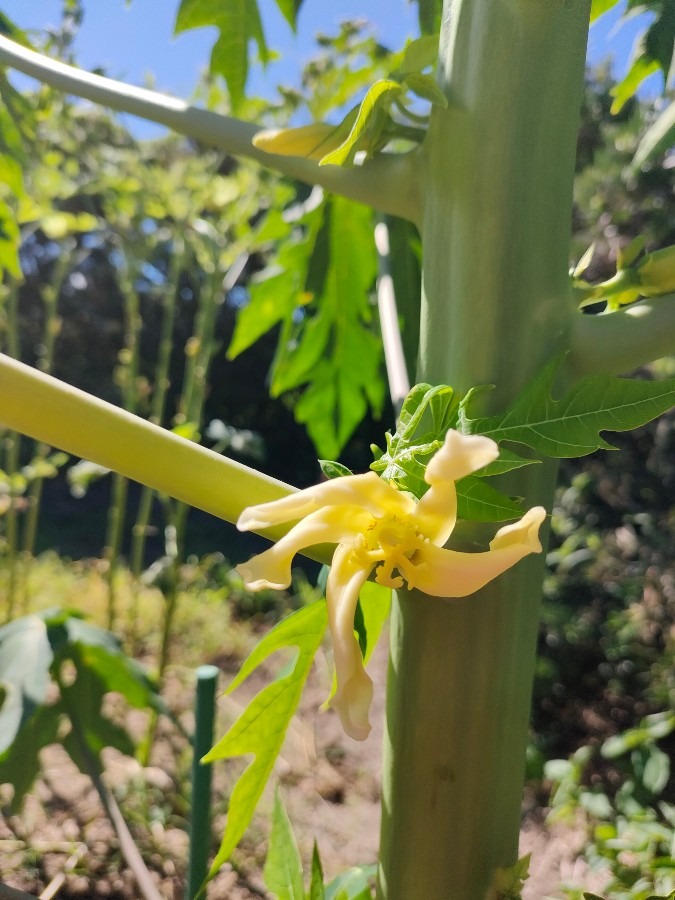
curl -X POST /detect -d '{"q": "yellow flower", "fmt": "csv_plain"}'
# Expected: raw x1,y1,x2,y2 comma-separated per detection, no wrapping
236,430,546,741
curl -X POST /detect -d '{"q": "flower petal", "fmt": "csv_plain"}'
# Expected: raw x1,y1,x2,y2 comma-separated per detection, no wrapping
413,479,457,547
425,430,499,485
327,543,374,741
236,506,373,590
237,472,414,532
413,431,499,547
408,506,546,597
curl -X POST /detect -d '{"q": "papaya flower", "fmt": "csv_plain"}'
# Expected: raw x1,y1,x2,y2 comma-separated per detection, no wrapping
236,430,546,741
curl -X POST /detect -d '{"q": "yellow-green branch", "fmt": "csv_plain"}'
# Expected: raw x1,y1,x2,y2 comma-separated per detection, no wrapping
0,353,330,563
0,35,421,225
570,293,675,377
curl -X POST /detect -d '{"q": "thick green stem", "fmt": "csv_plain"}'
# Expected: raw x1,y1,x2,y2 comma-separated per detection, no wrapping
379,1,590,897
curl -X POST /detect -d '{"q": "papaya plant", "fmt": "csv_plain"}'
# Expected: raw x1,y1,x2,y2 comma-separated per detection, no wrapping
0,1,674,898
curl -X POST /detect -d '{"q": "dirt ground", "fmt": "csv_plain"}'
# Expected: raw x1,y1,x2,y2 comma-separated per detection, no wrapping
0,630,610,900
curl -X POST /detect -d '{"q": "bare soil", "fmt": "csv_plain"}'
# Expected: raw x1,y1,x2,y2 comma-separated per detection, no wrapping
0,628,609,900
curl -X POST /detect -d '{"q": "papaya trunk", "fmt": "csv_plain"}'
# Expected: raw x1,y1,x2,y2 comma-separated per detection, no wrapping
378,1,590,896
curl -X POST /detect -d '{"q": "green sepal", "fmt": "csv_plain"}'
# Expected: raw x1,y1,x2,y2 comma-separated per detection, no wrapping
203,601,328,877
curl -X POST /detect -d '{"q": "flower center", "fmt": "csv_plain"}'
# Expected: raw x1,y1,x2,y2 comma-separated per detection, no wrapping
353,514,428,590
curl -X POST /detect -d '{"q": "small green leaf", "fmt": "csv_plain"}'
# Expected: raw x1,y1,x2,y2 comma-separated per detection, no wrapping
263,789,304,900
309,842,326,900
203,601,327,877
320,80,402,167
402,73,447,107
399,36,439,75
319,460,354,480
456,476,524,522
325,866,376,900
642,746,671,794
460,356,675,459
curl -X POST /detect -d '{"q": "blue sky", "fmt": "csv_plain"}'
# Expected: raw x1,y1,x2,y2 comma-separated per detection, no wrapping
1,0,664,126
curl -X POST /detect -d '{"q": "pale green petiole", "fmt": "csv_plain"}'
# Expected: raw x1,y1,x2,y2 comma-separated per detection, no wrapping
0,352,331,563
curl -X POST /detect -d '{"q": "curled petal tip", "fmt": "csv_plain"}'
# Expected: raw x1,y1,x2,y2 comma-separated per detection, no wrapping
426,430,499,485
236,508,262,532
234,562,289,592
331,670,374,742
491,505,547,553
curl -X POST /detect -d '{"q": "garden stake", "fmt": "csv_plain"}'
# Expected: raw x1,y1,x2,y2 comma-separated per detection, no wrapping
186,664,219,900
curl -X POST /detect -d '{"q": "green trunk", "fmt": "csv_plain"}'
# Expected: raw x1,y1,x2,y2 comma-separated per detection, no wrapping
378,1,590,896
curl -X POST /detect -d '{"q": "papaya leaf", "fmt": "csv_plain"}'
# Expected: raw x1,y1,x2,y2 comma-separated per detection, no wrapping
203,601,327,877
611,0,675,112
590,0,621,21
263,789,304,900
230,194,381,460
310,842,326,900
415,0,443,35
456,476,524,522
459,357,675,458
174,0,269,110
0,702,61,813
370,383,458,497
274,0,303,31
632,98,675,170
325,866,376,900
478,448,539,478
0,614,53,754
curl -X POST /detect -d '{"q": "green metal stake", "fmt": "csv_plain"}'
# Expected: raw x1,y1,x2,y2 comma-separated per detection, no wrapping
186,664,219,900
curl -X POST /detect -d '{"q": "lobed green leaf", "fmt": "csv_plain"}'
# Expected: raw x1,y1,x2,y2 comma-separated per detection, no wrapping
460,357,675,458
0,615,53,754
203,601,327,877
174,0,269,110
456,476,524,522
